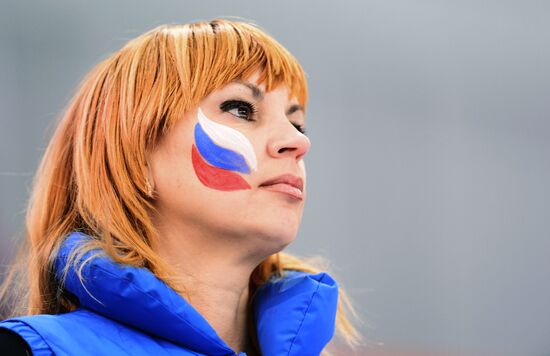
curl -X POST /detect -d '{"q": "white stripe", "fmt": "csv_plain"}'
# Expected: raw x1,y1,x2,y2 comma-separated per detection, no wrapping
197,107,258,171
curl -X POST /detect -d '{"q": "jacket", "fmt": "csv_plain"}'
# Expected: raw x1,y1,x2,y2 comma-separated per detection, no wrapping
0,231,339,355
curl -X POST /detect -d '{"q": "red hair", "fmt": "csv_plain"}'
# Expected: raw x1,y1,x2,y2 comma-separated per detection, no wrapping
0,18,362,354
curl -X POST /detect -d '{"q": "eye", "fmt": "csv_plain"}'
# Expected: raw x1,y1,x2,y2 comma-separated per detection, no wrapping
220,99,258,121
292,122,307,135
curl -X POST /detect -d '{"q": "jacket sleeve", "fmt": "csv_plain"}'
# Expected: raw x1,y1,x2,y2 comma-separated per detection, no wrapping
0,320,54,356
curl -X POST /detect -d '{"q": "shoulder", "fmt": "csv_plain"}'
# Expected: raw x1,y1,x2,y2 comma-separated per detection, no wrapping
257,269,339,299
0,309,198,356
253,270,340,355
0,309,113,356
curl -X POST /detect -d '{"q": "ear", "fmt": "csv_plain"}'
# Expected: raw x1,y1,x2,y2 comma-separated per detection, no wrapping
145,158,156,196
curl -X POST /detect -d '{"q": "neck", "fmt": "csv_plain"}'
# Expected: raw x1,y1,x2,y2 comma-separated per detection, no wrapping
151,214,265,354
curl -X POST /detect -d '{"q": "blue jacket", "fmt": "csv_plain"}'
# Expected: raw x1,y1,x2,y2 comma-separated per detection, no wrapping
0,232,338,355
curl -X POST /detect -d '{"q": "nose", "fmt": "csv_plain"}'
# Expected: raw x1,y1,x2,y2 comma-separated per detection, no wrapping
267,122,311,161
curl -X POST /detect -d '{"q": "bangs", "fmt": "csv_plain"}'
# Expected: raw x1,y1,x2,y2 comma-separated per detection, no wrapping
165,19,308,110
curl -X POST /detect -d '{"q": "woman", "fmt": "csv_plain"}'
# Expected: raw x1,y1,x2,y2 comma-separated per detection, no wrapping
0,18,361,355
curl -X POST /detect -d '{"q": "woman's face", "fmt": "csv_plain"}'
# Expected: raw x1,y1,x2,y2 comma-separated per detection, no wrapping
149,71,311,254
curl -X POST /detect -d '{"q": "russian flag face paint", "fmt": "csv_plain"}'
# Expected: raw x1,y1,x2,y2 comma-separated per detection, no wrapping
192,107,257,191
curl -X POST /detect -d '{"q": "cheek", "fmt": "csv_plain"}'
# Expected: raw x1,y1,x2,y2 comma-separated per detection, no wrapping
191,144,251,190
191,107,258,192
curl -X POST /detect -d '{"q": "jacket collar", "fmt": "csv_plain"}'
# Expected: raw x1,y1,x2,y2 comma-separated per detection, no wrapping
54,231,338,355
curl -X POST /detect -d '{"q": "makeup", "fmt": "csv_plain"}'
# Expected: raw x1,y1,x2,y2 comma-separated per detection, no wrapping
194,121,250,174
191,145,251,190
197,107,257,172
192,107,257,191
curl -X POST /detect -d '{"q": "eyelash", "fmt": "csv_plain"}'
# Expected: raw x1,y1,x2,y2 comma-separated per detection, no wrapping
219,99,307,135
220,99,258,121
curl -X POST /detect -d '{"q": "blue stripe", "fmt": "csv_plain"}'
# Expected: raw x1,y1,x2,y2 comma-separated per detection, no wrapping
194,123,250,174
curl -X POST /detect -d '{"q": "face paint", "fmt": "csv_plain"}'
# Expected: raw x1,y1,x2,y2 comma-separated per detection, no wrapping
197,107,257,171
194,121,251,173
192,107,257,191
191,145,251,190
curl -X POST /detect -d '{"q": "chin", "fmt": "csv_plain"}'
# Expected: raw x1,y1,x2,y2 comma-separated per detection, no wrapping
226,205,304,253
253,220,299,252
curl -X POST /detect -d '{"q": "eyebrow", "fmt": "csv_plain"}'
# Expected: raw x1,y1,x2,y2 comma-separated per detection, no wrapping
234,80,264,100
286,104,304,116
233,80,305,116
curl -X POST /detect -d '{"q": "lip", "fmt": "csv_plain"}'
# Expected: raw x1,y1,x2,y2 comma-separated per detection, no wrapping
259,174,304,200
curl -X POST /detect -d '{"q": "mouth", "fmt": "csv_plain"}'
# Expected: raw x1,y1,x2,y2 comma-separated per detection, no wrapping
259,174,304,200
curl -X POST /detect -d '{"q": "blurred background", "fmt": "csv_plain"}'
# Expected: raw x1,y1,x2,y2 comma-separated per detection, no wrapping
1,1,549,355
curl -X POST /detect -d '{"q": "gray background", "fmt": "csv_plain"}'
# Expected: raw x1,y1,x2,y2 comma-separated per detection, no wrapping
1,1,549,355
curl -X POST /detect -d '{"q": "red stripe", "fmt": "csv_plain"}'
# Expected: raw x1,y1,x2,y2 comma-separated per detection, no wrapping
191,144,251,191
